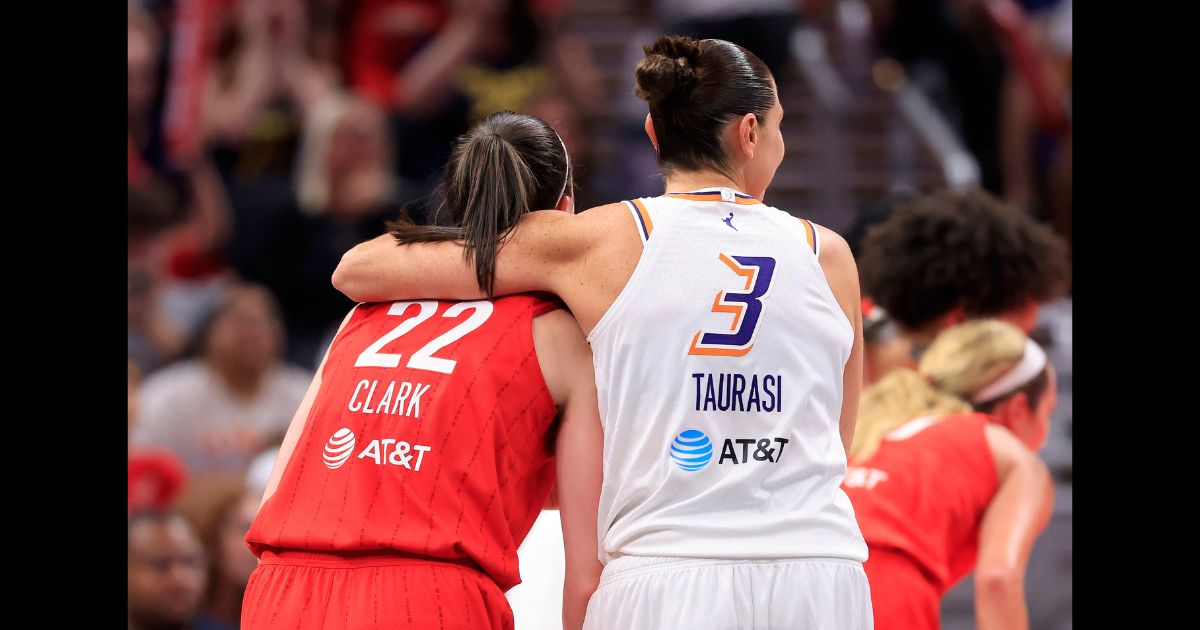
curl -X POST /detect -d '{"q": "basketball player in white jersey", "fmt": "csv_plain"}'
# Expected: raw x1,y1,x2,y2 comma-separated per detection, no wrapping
333,35,872,629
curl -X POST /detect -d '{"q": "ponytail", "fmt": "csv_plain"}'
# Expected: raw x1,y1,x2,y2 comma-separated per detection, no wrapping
387,111,571,297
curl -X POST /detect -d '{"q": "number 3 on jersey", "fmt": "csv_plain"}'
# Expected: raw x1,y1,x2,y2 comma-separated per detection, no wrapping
355,300,493,374
688,254,776,357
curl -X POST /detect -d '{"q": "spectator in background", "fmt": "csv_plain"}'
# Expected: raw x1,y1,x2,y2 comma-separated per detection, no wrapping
176,478,261,630
130,357,189,513
344,0,602,209
867,0,1009,194
294,93,400,219
228,93,399,366
452,0,603,206
205,0,336,183
996,0,1072,250
856,188,1070,383
133,284,310,477
344,0,488,199
128,511,208,630
129,180,189,374
131,0,239,345
657,0,798,80
129,0,169,176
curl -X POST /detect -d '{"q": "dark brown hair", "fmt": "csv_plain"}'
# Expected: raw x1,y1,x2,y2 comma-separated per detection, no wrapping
634,35,776,178
388,111,571,297
859,188,1071,332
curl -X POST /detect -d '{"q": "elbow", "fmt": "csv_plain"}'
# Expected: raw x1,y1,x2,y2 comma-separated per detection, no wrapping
332,248,371,302
975,565,1024,601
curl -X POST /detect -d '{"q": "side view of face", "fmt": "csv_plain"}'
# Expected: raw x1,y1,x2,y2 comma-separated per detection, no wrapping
740,82,785,200
217,492,262,589
128,515,207,627
1029,365,1058,451
990,365,1058,452
206,286,285,374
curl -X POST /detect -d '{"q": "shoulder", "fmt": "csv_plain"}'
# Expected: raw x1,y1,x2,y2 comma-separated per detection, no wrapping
531,307,588,350
271,364,315,392
140,361,206,398
531,307,593,403
814,223,854,269
983,422,1048,480
805,222,860,321
507,205,628,257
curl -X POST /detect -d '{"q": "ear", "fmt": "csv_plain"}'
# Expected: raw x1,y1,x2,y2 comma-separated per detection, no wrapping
992,392,1031,436
735,112,759,159
554,195,574,214
644,114,659,153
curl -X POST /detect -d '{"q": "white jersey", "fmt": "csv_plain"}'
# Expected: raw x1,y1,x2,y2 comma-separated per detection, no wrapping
587,188,868,564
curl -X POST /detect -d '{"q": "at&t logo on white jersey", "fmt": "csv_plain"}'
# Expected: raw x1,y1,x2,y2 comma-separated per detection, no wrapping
670,429,715,471
669,427,790,471
323,428,356,469
321,428,433,472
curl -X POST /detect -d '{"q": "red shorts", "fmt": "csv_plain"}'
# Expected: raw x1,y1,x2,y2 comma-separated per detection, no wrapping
241,550,514,630
863,547,942,630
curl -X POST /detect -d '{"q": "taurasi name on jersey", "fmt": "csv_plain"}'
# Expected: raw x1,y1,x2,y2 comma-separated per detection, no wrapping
347,379,432,419
691,372,783,413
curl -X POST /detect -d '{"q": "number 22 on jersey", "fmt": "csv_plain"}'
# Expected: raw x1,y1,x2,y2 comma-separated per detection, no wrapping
688,254,776,357
355,300,493,374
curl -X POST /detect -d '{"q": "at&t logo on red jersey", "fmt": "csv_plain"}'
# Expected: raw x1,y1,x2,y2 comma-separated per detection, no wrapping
322,428,433,472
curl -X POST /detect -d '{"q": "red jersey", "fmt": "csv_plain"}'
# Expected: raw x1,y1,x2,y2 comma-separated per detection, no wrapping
842,414,999,594
246,295,561,591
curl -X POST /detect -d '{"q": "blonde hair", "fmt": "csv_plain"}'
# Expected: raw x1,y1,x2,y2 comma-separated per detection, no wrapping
850,320,1028,462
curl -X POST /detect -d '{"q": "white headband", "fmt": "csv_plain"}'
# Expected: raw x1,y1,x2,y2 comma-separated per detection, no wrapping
970,339,1048,404
556,131,571,204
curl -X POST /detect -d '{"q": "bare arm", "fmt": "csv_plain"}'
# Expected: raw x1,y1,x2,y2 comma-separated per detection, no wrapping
333,207,604,303
815,225,865,458
274,0,336,120
975,424,1055,630
176,157,233,254
259,308,357,507
392,11,491,116
203,3,278,143
532,310,604,630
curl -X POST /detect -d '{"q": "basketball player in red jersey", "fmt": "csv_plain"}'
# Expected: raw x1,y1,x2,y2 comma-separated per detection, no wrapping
241,111,603,630
842,319,1056,630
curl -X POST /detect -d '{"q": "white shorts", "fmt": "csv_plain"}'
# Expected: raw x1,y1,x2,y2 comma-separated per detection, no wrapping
583,556,873,630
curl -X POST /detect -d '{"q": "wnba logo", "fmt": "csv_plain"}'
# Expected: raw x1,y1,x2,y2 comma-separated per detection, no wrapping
323,428,356,469
670,429,714,471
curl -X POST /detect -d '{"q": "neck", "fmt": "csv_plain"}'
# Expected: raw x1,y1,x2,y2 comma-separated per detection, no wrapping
663,170,749,197
208,357,265,398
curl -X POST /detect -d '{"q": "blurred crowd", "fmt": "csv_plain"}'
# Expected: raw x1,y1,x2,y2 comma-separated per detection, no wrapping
127,1,1071,629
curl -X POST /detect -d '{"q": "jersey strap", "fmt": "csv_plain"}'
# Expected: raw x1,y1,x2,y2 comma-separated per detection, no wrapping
798,218,819,255
623,199,654,243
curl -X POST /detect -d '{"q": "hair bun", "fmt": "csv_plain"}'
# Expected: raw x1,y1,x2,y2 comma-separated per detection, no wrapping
635,35,703,107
